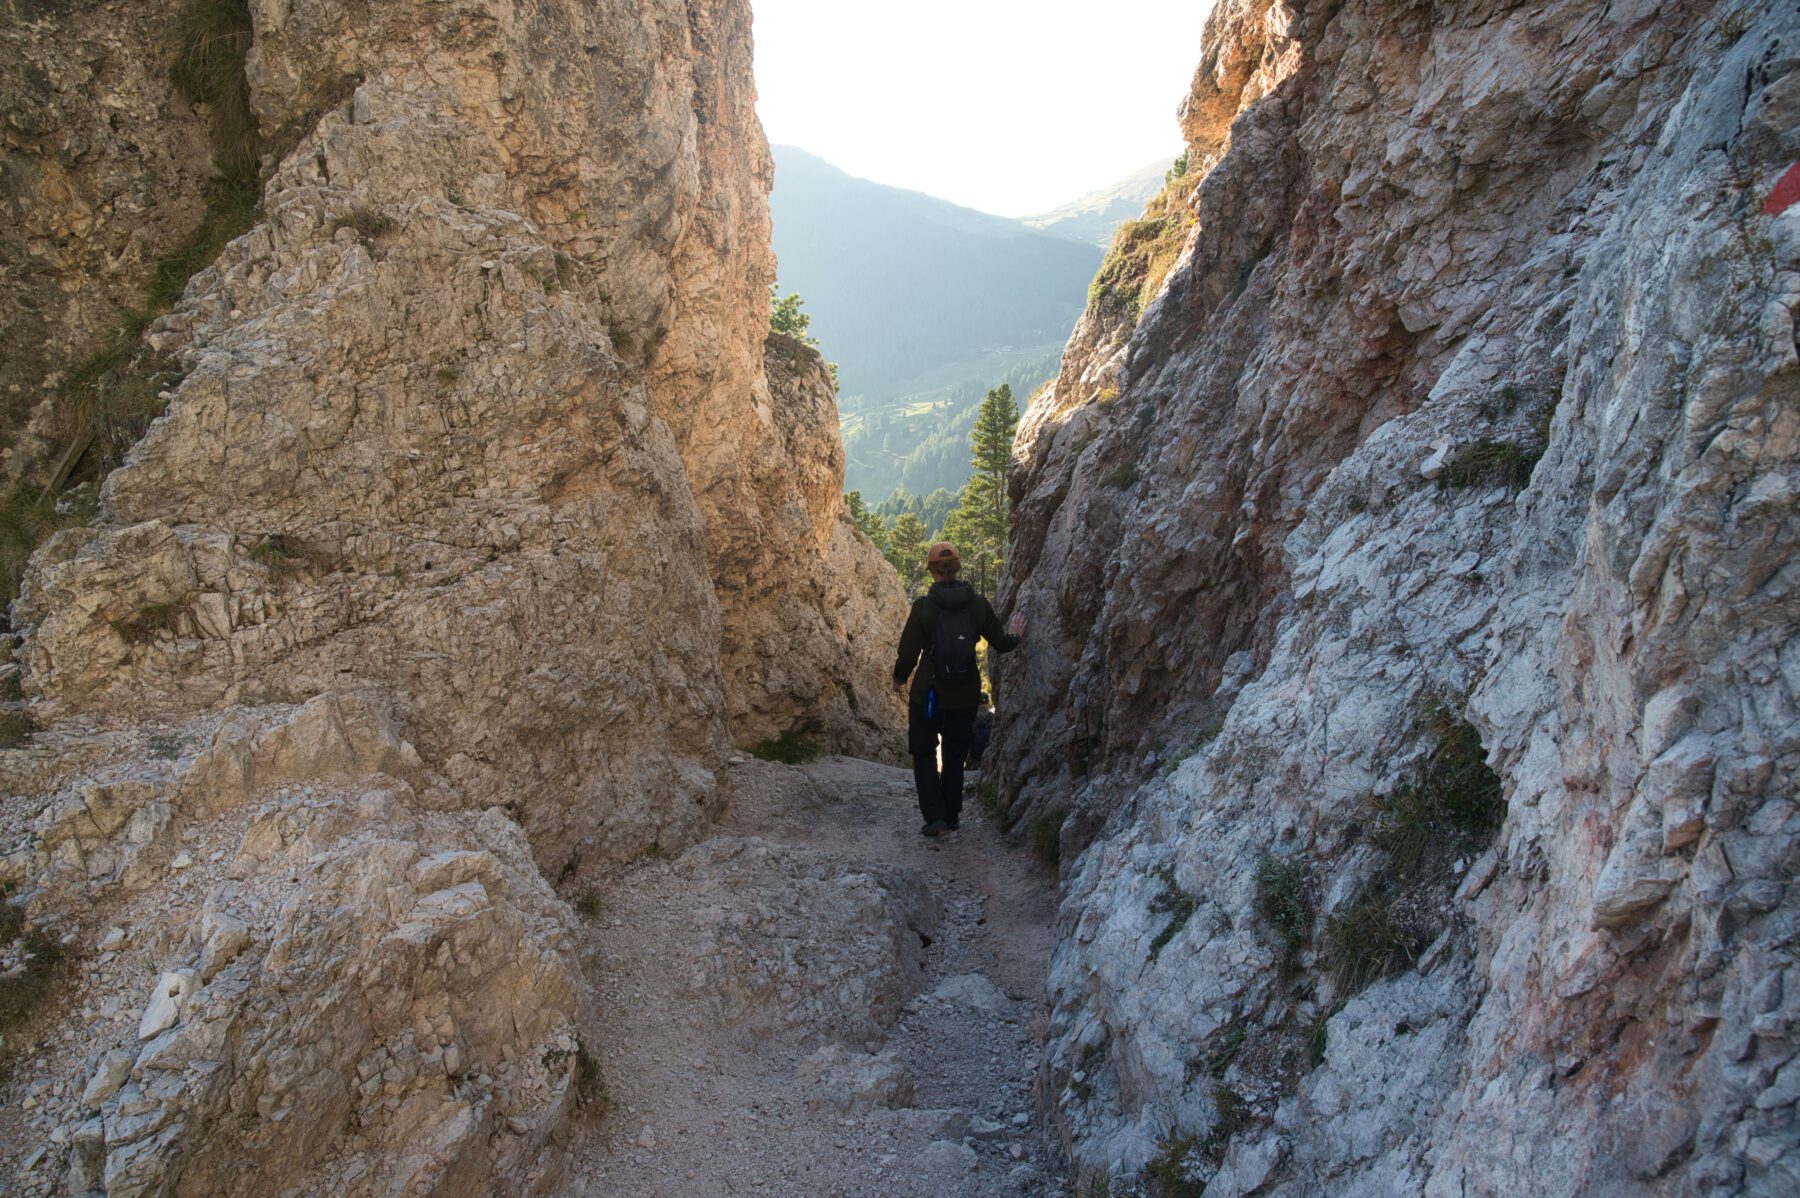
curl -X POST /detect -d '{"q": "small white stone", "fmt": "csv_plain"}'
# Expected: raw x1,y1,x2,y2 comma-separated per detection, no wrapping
170,851,193,870
82,1051,134,1109
1419,437,1454,479
138,970,196,1040
98,927,127,951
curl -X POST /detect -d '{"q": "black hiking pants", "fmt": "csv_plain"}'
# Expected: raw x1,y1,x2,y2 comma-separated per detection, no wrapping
908,704,977,826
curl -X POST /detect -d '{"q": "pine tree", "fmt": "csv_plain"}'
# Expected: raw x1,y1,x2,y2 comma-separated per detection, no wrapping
941,383,1019,595
769,283,816,345
844,490,888,554
885,513,930,594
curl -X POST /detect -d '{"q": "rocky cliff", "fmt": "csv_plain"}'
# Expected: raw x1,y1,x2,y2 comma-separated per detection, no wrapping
996,0,1800,1193
0,0,216,494
0,0,903,1191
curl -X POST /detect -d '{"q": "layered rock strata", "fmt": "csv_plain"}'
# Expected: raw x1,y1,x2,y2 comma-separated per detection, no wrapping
997,1,1800,1193
1,0,902,1191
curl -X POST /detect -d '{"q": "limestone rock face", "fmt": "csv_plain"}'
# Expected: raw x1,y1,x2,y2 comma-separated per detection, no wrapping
997,1,1800,1193
1,0,900,1189
739,334,911,758
0,0,215,489
5,697,590,1197
11,0,901,870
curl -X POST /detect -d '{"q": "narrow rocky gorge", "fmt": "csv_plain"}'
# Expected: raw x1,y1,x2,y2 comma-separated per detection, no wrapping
994,0,1800,1193
2,0,1797,1195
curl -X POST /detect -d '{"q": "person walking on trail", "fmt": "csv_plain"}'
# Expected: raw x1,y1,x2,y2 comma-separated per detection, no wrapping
892,542,1026,837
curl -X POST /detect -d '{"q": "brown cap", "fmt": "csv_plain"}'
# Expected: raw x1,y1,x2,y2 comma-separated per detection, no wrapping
927,542,960,571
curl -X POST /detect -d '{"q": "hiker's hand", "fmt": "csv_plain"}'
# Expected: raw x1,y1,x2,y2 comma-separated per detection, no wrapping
1006,612,1027,637
892,678,906,695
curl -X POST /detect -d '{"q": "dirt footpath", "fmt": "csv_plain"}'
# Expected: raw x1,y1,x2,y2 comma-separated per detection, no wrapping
559,755,1065,1197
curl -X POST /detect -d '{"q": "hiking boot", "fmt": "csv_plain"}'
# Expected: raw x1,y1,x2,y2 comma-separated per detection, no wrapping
943,819,960,832
920,821,948,837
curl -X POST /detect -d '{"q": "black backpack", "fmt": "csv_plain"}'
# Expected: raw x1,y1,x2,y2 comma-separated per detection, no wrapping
930,598,979,686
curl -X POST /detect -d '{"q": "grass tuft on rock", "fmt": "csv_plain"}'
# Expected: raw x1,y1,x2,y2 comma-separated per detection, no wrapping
1438,437,1541,492
0,893,66,1037
333,206,398,244
113,595,194,644
1321,704,1507,999
975,779,1019,831
1147,865,1198,962
1027,807,1065,871
745,730,822,765
1194,1023,1246,1080
1253,852,1312,956
1322,891,1425,993
247,534,337,586
543,1036,609,1115
1369,707,1505,871
170,0,259,186
0,491,83,614
0,708,35,750
1145,1129,1204,1198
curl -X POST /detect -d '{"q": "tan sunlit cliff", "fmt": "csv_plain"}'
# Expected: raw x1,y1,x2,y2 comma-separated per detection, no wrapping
0,0,902,1191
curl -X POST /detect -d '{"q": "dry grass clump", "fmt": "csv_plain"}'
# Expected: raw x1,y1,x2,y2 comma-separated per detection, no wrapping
1086,154,1199,323
744,730,823,765
0,892,66,1038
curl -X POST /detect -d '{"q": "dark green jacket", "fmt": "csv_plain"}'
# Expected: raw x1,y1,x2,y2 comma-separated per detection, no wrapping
893,580,1020,711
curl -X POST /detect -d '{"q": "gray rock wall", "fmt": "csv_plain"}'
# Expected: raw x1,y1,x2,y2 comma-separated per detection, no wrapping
996,1,1800,1192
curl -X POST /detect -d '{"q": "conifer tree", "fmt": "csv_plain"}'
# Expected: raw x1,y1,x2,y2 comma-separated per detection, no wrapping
844,490,888,554
769,283,815,345
885,513,930,595
941,383,1019,595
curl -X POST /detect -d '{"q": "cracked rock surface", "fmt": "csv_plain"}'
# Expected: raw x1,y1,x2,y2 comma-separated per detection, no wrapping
994,1,1800,1193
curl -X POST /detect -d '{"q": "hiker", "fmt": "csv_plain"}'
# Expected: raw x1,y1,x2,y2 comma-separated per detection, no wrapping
966,692,994,769
892,543,1025,836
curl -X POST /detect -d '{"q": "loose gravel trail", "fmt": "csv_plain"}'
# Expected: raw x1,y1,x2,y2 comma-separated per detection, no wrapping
559,755,1066,1197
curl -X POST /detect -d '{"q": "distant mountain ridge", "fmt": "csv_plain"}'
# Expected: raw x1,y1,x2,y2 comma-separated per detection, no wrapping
1021,157,1174,247
769,146,1099,400
769,146,1101,500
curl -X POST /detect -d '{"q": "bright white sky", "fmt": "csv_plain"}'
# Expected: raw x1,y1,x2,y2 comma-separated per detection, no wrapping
752,0,1218,217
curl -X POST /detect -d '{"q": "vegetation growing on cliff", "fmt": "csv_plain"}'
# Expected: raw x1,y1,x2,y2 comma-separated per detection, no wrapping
1086,152,1198,322
769,284,817,345
0,0,265,620
745,729,823,765
1324,706,1505,996
0,889,66,1043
